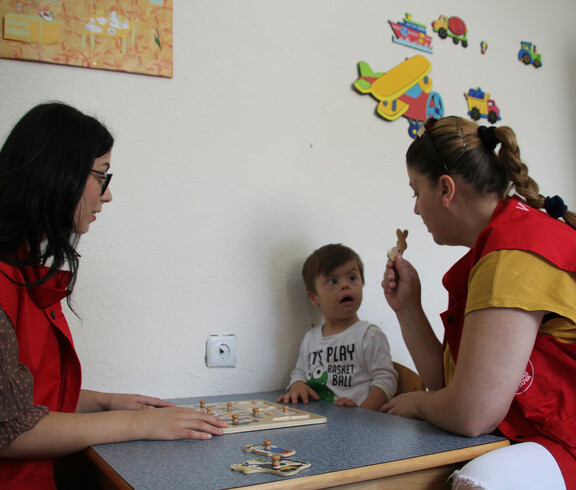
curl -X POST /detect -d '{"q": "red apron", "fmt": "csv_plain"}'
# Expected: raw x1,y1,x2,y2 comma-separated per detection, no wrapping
0,263,81,489
441,198,576,487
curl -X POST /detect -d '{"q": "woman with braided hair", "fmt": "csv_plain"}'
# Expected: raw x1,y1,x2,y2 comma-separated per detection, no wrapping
381,116,576,489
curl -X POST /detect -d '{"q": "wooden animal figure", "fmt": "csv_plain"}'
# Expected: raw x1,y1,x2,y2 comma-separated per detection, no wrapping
231,457,311,476
387,229,408,261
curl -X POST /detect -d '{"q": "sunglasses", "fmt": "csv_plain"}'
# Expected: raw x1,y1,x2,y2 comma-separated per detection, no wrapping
90,169,113,196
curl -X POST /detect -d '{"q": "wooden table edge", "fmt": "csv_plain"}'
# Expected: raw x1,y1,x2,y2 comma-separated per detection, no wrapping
85,438,509,490
240,439,510,489
85,447,133,490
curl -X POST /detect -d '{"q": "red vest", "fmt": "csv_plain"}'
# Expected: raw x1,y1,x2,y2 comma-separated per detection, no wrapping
0,262,81,489
441,198,576,487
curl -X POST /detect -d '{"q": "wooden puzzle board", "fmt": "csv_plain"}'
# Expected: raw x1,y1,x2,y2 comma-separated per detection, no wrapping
181,400,327,434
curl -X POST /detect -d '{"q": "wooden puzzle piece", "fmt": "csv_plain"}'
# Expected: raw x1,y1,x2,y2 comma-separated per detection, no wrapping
387,229,408,261
231,456,311,477
181,399,327,434
244,440,296,458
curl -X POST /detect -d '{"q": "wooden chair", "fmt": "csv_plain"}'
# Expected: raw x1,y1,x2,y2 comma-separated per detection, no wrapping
393,361,425,396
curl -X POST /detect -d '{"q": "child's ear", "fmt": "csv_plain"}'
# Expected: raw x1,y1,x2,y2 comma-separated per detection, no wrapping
307,290,319,307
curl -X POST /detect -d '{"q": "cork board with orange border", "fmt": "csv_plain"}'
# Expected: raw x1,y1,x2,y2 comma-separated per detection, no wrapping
0,0,173,78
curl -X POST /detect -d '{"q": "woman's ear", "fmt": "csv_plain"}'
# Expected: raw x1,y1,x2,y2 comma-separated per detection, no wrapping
439,174,456,207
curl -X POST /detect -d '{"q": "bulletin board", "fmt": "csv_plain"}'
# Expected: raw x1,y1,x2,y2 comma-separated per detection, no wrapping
0,0,173,78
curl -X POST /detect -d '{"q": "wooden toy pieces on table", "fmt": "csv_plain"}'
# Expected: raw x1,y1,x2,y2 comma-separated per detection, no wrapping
243,440,296,458
387,229,408,261
182,399,327,434
231,440,311,477
231,457,311,477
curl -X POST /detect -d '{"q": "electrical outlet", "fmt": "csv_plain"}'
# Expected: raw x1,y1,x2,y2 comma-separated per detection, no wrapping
205,335,237,367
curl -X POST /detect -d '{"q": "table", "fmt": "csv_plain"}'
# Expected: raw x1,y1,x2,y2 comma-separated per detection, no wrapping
81,20,134,55
86,391,508,489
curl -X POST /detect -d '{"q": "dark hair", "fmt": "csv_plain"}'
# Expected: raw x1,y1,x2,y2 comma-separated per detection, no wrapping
0,102,114,290
302,244,364,293
406,116,576,229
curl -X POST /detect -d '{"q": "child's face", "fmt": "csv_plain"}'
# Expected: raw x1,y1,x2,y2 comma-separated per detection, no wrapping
308,259,363,324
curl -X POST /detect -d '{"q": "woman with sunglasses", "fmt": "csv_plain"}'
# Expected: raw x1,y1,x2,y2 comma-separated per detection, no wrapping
0,103,227,489
381,116,576,489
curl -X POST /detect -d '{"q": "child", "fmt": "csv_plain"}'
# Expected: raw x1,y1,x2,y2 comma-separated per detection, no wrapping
277,244,397,411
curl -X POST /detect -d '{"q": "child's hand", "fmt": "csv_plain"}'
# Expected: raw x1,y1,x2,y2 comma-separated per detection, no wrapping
334,397,357,407
276,381,320,404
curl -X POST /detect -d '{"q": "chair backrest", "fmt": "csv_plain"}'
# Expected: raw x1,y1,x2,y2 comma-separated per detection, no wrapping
393,361,424,396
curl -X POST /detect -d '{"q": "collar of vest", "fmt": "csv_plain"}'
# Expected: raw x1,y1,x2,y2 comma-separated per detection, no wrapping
0,260,71,309
443,197,576,291
26,268,71,309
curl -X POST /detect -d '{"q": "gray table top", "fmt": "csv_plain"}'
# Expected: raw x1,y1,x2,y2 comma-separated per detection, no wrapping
90,391,507,489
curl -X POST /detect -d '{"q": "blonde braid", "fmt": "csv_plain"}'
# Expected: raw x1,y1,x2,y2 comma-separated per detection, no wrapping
561,209,576,229
496,126,576,230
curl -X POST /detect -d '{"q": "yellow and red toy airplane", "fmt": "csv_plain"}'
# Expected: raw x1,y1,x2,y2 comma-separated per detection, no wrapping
354,55,444,138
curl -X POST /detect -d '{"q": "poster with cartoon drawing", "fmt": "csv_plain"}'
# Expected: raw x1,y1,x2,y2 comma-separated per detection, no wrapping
0,0,172,77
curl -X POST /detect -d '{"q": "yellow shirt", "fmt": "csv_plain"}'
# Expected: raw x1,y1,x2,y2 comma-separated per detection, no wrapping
444,249,576,383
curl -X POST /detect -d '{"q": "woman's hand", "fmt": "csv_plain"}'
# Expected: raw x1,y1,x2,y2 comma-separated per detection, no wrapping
380,392,429,419
1,405,229,459
381,255,443,390
381,308,543,437
134,406,228,440
103,393,176,411
77,390,176,412
382,254,422,313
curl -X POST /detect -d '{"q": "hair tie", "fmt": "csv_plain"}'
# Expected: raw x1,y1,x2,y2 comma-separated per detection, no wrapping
478,126,500,151
545,195,568,219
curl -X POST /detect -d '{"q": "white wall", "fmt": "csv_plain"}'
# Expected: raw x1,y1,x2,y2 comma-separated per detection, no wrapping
1,0,575,398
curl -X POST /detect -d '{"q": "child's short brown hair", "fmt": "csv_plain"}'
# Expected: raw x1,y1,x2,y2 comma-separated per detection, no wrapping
302,244,364,293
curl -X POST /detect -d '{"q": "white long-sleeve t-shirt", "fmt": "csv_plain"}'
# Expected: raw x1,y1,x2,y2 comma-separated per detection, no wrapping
287,320,397,405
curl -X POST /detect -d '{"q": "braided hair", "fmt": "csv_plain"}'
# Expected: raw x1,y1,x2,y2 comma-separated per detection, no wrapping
406,116,576,230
